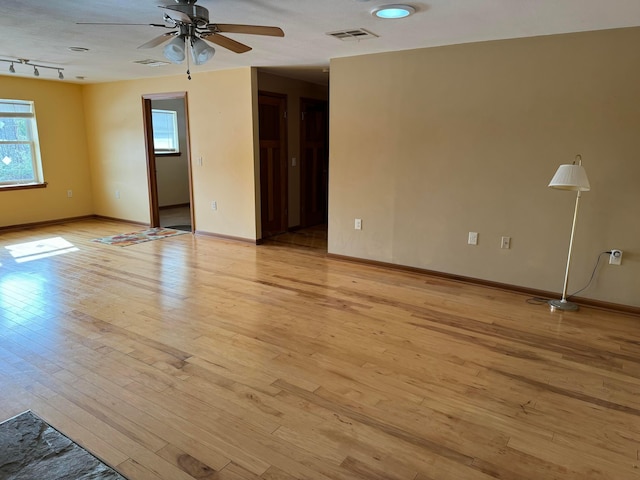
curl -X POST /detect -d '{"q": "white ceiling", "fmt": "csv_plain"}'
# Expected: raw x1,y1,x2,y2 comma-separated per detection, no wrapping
2,0,640,85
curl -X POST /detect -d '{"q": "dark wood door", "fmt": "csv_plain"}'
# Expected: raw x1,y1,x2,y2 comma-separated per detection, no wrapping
258,93,288,238
300,98,328,228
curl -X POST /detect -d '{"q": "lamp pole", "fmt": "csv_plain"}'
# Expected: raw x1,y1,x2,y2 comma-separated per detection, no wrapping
558,188,582,304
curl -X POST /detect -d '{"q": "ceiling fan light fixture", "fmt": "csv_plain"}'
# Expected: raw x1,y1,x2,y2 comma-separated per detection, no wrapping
191,37,215,65
372,4,416,19
163,35,186,63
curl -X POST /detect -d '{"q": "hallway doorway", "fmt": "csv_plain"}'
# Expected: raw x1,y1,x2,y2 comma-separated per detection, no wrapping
142,92,194,232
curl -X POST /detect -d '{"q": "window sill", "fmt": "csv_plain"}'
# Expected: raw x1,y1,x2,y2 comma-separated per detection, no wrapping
0,182,48,192
154,152,181,157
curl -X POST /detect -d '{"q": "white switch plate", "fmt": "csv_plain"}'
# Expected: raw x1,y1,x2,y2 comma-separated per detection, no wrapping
355,218,362,230
501,236,511,249
67,190,73,198
468,232,478,245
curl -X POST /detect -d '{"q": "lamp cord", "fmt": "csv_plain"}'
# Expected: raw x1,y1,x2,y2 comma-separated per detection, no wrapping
526,251,610,305
566,251,609,300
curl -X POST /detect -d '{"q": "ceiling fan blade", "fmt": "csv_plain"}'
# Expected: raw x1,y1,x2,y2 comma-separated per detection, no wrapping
76,23,170,27
201,33,252,54
138,32,177,49
210,24,284,37
159,6,193,24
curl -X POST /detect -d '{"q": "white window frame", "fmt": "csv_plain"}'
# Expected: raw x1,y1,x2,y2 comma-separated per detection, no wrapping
0,99,44,188
151,109,180,154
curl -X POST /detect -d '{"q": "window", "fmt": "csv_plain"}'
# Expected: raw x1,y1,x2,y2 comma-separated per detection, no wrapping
0,99,44,187
152,109,180,154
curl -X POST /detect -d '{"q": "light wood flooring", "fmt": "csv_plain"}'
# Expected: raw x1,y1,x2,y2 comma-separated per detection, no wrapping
0,219,639,480
264,224,328,251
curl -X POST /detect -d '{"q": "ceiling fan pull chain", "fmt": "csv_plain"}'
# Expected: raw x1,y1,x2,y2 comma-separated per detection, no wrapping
186,39,192,80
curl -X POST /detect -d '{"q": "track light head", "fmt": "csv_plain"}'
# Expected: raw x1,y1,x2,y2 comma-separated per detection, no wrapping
33,66,39,77
9,63,15,73
58,70,64,80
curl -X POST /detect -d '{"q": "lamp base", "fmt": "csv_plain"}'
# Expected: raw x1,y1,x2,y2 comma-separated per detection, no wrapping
548,299,579,312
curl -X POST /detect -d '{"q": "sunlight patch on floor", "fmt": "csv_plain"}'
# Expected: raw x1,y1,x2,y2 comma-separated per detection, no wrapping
5,236,79,263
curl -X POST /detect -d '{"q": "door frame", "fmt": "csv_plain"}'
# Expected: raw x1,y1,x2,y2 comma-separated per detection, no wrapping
141,92,194,230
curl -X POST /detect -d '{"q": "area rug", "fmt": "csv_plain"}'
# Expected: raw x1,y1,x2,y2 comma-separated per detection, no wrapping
91,227,187,247
0,410,127,479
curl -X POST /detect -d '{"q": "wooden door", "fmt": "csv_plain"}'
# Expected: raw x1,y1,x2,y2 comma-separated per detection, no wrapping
300,98,328,228
258,92,288,238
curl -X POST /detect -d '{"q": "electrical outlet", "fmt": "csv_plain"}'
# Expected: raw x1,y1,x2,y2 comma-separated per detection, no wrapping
211,201,217,211
67,189,73,198
354,218,362,230
501,236,511,249
609,249,622,265
468,232,478,245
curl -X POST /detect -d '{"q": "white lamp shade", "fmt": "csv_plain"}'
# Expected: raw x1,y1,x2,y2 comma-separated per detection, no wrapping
191,37,215,65
163,36,186,64
548,164,590,191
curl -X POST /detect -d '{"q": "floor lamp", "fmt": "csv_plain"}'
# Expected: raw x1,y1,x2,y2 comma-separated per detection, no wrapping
548,155,591,312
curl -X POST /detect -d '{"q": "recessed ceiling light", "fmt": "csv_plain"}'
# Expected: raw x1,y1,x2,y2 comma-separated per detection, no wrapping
372,4,415,19
68,47,89,52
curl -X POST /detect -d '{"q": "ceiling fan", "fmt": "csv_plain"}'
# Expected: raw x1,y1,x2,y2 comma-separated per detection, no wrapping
78,0,284,77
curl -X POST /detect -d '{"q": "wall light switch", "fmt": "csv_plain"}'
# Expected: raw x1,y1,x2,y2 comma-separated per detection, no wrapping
292,157,297,167
355,218,362,230
211,201,217,211
468,232,478,245
501,236,511,249
67,190,73,198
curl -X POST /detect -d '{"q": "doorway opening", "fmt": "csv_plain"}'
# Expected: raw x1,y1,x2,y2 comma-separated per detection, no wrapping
142,92,194,232
258,91,288,239
300,97,329,229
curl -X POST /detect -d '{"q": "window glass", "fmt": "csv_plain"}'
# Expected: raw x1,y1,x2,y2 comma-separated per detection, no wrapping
0,100,43,186
152,109,179,153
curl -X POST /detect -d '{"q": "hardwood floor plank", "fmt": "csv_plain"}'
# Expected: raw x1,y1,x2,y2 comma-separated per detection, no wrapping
1,219,639,480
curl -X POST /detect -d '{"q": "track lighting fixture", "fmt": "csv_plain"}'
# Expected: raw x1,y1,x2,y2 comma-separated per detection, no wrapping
0,58,65,80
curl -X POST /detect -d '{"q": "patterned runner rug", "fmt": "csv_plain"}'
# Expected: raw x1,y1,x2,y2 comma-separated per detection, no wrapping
91,227,187,247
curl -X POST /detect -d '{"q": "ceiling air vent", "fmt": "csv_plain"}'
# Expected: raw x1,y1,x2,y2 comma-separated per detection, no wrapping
326,28,379,41
133,59,171,67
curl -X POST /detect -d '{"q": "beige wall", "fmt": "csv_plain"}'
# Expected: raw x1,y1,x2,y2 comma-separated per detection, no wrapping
257,72,329,227
329,27,640,307
83,67,257,240
0,77,92,227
